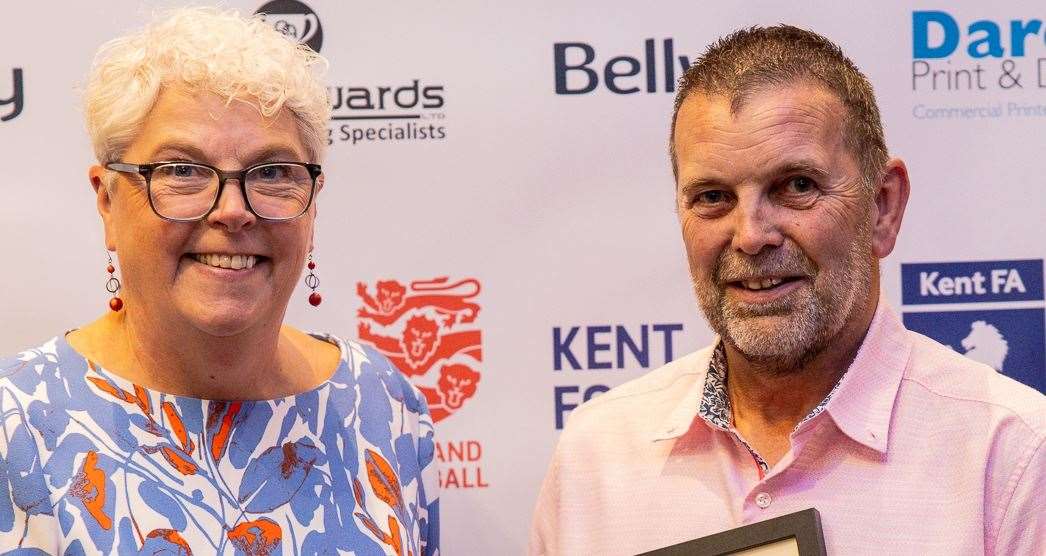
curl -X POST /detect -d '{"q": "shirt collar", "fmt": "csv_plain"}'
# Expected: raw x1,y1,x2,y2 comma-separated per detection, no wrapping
651,343,717,442
651,297,911,454
820,299,911,454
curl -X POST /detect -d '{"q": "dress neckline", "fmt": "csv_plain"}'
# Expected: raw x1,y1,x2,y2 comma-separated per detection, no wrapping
55,331,352,404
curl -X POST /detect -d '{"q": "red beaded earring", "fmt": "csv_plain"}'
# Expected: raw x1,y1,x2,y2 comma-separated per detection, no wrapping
106,252,123,312
305,253,322,306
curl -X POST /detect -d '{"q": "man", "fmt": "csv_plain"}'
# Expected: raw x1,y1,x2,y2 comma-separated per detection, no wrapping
530,26,1043,555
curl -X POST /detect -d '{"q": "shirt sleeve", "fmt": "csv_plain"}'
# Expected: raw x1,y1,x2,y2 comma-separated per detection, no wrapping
992,434,1045,555
528,445,561,556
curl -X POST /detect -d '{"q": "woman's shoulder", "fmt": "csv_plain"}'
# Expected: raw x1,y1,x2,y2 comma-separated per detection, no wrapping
0,336,75,384
317,332,433,420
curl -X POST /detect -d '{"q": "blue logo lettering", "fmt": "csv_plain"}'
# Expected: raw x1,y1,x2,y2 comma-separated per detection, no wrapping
901,260,1043,304
913,11,960,59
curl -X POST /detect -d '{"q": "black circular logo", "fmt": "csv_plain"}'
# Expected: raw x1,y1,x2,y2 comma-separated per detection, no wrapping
255,0,323,53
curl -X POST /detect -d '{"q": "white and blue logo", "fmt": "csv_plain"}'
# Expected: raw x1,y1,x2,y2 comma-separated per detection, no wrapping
901,259,1045,393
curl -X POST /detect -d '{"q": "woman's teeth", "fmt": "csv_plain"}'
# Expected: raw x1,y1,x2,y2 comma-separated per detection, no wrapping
193,253,257,270
743,277,784,290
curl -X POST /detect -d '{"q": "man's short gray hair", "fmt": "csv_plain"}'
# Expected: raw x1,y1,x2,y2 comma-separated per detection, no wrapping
669,25,888,189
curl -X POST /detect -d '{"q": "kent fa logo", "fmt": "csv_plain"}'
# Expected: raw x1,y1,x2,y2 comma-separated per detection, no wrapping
357,277,483,422
901,259,1045,392
255,0,323,52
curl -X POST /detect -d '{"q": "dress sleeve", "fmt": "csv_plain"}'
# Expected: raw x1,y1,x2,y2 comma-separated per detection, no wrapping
0,426,61,554
415,388,440,556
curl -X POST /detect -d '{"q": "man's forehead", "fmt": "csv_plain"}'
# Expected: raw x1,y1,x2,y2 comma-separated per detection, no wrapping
674,83,847,150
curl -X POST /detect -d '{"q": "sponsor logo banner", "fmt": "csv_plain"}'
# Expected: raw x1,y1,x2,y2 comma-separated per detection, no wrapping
902,258,1045,393
553,39,692,95
910,11,1046,120
901,259,1043,304
903,308,1045,392
356,277,489,490
551,323,685,429
357,277,482,423
255,0,448,146
2,68,23,122
256,0,323,52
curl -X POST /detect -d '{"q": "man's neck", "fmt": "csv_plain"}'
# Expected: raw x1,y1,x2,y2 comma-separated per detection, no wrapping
725,294,880,466
70,308,318,400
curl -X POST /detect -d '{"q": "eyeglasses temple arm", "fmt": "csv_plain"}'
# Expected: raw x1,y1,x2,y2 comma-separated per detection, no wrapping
106,162,142,173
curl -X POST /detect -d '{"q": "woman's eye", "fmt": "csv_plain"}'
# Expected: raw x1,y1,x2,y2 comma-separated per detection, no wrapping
257,166,288,180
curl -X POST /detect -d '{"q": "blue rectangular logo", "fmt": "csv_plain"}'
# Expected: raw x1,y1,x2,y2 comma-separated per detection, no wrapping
903,308,1045,393
901,259,1043,305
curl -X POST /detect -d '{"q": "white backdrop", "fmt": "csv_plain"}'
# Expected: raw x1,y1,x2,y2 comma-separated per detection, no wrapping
1,1,1044,554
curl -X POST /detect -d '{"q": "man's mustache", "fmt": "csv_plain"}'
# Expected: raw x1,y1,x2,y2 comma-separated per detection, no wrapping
714,248,817,284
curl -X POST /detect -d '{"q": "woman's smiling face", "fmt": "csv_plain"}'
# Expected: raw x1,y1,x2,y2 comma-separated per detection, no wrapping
94,87,319,337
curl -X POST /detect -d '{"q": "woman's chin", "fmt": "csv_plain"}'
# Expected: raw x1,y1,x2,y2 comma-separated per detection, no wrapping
181,299,274,337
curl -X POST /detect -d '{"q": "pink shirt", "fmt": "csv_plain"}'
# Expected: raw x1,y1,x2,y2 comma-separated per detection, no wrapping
529,302,1045,555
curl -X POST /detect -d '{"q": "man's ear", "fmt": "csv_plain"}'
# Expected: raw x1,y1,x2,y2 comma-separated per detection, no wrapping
89,165,118,251
871,158,910,258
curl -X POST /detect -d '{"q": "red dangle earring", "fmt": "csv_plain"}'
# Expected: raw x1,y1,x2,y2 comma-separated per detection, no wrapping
106,252,123,312
305,253,322,307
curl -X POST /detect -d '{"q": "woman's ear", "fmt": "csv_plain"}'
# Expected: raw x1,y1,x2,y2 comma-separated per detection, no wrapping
89,165,118,251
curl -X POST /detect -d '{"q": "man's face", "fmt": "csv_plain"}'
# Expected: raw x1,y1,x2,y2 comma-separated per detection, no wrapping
673,83,877,371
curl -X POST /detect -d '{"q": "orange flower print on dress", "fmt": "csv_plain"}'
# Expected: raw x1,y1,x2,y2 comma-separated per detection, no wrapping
227,517,282,555
69,450,112,530
356,449,409,555
160,446,198,476
86,376,136,404
208,401,243,462
0,336,439,554
365,448,405,514
143,528,193,555
162,400,196,455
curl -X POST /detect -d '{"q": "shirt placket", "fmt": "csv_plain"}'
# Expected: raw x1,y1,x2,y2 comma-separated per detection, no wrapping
697,342,843,523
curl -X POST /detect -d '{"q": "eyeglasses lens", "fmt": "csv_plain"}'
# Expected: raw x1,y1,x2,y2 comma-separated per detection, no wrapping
149,163,313,220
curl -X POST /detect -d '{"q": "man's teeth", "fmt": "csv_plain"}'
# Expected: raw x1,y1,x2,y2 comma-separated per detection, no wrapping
743,277,784,290
193,254,257,270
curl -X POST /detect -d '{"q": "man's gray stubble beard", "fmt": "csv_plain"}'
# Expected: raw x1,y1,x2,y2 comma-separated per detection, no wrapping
692,222,875,376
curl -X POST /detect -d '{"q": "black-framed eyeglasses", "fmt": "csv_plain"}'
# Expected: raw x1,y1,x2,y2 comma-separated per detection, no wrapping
105,161,322,222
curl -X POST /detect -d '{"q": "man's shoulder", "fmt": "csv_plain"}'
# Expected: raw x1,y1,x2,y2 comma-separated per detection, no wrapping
902,329,1045,434
561,345,714,438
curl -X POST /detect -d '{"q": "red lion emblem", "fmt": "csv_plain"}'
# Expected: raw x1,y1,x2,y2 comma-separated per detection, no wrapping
357,277,483,422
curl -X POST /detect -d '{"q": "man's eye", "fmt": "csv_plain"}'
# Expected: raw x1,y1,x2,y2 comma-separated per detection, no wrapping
786,176,816,193
695,190,728,204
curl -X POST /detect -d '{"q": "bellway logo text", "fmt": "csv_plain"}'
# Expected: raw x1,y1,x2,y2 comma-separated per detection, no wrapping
1,68,23,122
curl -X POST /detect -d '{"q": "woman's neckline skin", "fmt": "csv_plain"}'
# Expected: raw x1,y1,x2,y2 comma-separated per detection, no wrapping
65,310,342,401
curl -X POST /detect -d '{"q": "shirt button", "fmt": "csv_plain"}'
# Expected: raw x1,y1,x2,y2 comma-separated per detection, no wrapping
755,492,772,509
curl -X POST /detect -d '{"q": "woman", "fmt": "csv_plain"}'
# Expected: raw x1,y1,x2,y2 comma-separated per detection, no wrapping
0,8,438,555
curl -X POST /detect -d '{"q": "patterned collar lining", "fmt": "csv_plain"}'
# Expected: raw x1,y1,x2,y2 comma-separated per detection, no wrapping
697,342,844,472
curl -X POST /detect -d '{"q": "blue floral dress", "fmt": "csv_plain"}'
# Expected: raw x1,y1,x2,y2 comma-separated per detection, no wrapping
0,334,439,555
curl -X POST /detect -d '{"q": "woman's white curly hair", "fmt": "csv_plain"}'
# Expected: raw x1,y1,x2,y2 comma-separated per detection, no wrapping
84,7,330,165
